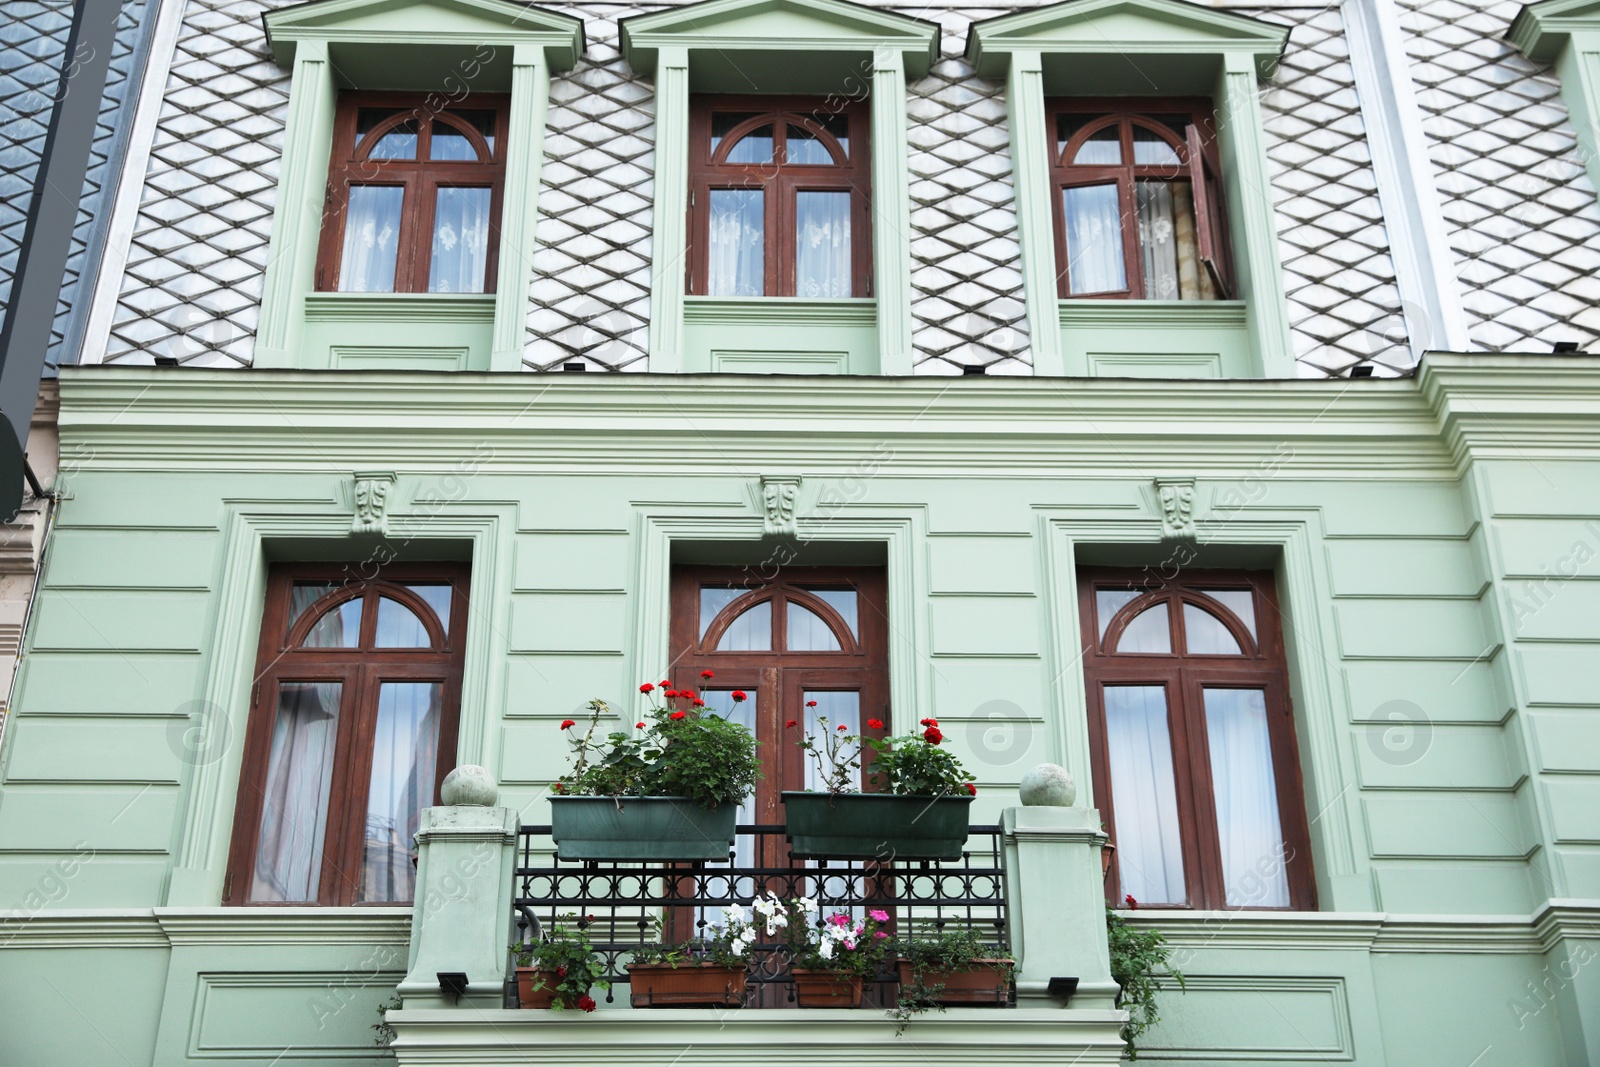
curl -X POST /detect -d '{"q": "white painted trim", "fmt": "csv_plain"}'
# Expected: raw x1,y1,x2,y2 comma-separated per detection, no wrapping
1342,0,1471,357
77,0,191,366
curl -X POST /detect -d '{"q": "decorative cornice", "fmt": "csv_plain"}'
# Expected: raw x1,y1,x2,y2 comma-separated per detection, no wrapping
0,907,412,949
264,0,585,69
1508,0,1600,62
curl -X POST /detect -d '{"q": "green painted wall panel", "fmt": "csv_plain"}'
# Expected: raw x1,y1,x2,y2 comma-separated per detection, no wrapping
1325,537,1486,596
1372,952,1570,1065
927,535,1038,594
1494,517,1600,577
0,784,178,852
1364,793,1532,858
513,531,632,591
1484,459,1600,517
503,652,628,718
0,853,170,908
1529,709,1600,771
1343,661,1511,725
507,591,629,653
1372,860,1536,913
1519,647,1600,705
1334,598,1493,659
929,595,1040,656
190,971,405,1058
1,716,184,783
1313,481,1471,536
1137,975,1351,1058
1503,580,1600,640
29,591,214,652
1353,723,1517,789
1544,780,1600,844
920,656,1047,730
0,946,167,1067
43,529,220,589
10,651,202,714
500,721,572,785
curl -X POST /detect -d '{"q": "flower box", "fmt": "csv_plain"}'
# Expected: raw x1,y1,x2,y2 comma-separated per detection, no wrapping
549,795,737,861
791,968,864,1008
626,962,747,1008
895,959,1013,1006
780,792,974,860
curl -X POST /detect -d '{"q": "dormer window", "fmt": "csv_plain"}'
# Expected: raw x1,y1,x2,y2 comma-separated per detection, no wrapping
1050,100,1232,301
315,93,510,295
688,96,871,298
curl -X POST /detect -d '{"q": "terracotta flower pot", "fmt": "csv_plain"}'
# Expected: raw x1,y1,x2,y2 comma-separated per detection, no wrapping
516,967,562,1009
627,962,747,1008
895,959,1014,1006
1101,841,1116,880
791,968,864,1008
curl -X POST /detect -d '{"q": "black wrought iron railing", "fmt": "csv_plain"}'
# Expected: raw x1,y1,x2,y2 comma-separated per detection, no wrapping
510,823,1010,1008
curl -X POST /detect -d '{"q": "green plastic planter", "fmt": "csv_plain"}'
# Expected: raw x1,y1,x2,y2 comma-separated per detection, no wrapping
550,796,737,861
780,793,975,860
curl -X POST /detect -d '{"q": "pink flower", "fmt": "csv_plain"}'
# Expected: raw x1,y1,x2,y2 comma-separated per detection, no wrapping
869,909,889,923
873,931,888,940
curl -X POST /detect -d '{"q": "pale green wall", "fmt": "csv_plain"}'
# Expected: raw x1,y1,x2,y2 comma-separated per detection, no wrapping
1,357,1597,1064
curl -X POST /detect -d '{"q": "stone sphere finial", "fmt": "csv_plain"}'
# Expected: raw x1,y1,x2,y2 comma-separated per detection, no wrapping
440,765,497,807
1019,763,1076,807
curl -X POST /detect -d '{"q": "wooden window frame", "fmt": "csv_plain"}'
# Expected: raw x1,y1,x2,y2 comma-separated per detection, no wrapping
686,95,873,298
315,91,510,294
1078,568,1316,911
224,562,470,906
1048,98,1233,300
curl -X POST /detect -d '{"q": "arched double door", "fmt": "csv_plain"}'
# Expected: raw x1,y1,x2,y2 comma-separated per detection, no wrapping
668,566,890,831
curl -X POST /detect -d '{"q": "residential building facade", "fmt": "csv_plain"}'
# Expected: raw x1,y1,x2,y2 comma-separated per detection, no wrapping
1,0,1599,1062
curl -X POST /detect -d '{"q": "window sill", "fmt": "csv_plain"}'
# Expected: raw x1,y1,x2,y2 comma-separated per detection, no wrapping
683,297,877,327
682,297,879,374
1058,299,1252,378
304,292,497,323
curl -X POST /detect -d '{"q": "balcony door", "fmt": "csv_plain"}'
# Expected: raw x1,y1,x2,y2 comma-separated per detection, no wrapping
668,566,890,830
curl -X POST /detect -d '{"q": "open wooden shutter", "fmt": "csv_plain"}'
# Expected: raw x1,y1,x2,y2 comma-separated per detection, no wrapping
1187,123,1233,298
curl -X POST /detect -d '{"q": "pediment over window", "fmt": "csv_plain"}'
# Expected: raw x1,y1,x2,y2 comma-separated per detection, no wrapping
1508,0,1600,62
965,0,1288,81
265,0,585,77
621,0,939,84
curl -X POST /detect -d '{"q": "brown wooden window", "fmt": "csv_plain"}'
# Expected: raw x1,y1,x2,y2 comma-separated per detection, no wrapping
225,564,469,906
1079,570,1315,911
316,93,509,295
687,96,872,298
1049,100,1231,300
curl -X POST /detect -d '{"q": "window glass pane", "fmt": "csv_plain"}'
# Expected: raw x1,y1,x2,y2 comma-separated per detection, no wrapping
1056,113,1107,158
1104,685,1186,905
710,112,766,158
1132,126,1181,167
1200,589,1257,640
428,186,492,294
803,588,858,639
701,689,757,874
1203,688,1289,907
786,123,838,165
707,189,764,297
816,111,849,156
1114,603,1171,654
1095,588,1141,641
787,601,842,651
369,119,419,160
1184,604,1242,655
249,681,342,902
804,690,861,792
360,681,443,902
290,582,341,633
1063,184,1126,295
716,600,771,651
407,584,454,638
430,110,495,160
1135,180,1212,301
795,191,851,298
300,596,362,648
700,587,743,639
1072,124,1123,165
376,596,431,648
338,185,404,293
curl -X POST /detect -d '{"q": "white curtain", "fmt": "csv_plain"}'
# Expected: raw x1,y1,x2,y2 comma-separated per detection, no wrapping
337,185,403,293
360,682,442,903
795,191,850,298
427,187,491,294
1104,685,1187,904
708,189,764,296
250,682,342,902
1136,181,1216,301
1203,688,1289,907
1062,184,1126,295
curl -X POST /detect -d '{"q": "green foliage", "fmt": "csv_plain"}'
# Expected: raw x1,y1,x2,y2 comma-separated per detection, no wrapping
371,993,402,1049
889,928,1014,1025
629,911,759,969
865,719,975,797
554,684,760,809
515,916,611,1012
782,899,892,978
1106,903,1184,1058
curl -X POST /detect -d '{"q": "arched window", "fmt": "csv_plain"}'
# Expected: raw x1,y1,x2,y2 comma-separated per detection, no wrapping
316,94,509,294
688,97,872,298
1079,570,1314,910
226,564,469,905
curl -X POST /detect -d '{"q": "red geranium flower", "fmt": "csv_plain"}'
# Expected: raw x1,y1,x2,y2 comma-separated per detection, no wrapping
635,722,646,730
923,726,943,744
552,782,565,793
577,995,597,1013
837,724,849,731
556,965,567,978
560,719,576,730
701,669,715,679
965,782,977,796
920,717,938,727
731,690,748,702
692,699,706,708
639,683,655,693
679,690,696,702
867,718,884,730
1124,895,1138,910
786,719,798,728
806,700,818,708
670,710,687,720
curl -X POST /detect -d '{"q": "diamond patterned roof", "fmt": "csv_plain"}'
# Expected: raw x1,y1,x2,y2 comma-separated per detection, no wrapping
1396,0,1600,352
98,0,1600,373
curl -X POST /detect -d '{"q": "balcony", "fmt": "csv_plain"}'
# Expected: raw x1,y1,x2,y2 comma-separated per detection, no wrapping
383,772,1129,1064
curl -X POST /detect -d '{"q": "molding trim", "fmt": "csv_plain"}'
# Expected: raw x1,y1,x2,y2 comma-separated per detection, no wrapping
1059,299,1249,330
0,908,411,948
304,294,497,324
684,297,877,327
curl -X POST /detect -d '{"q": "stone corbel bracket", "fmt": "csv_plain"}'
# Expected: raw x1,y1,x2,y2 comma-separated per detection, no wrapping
757,474,802,537
351,470,398,535
1152,477,1198,540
